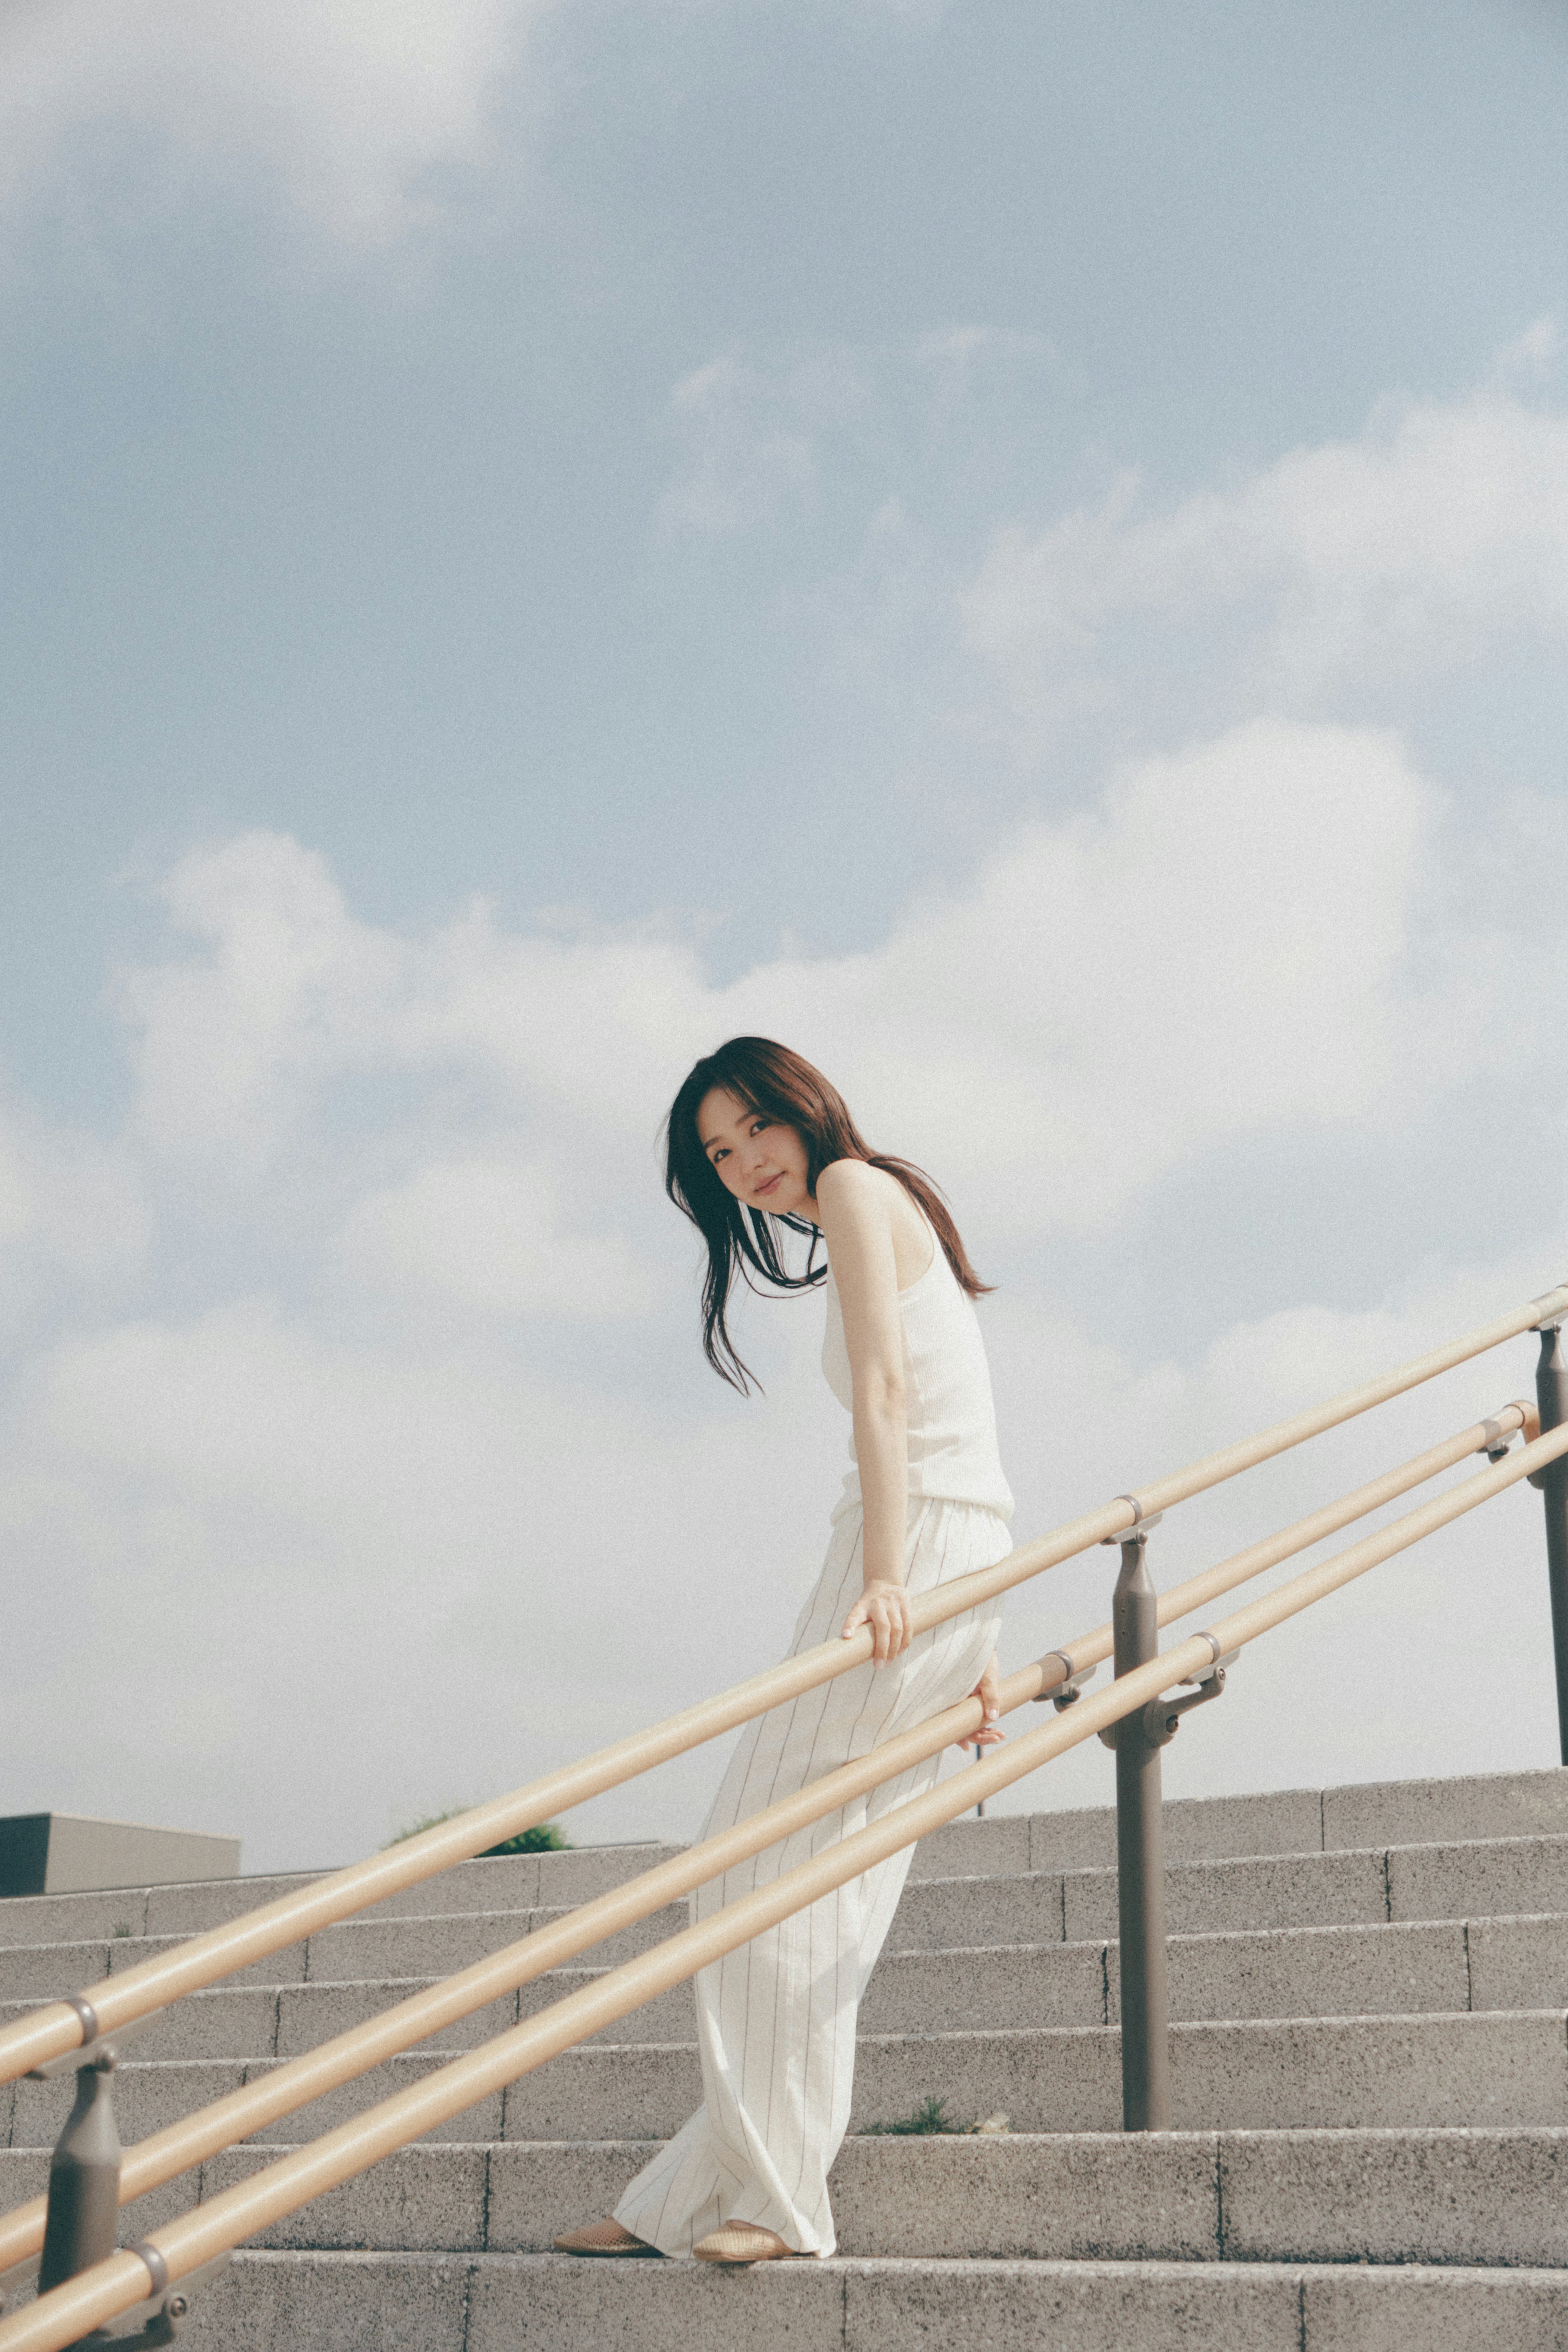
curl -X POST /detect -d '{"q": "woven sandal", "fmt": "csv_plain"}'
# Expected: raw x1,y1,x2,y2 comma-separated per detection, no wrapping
553,2219,662,2257
692,2224,798,2265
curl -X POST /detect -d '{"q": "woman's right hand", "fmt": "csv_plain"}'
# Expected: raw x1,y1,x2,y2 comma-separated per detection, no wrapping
842,1579,913,1663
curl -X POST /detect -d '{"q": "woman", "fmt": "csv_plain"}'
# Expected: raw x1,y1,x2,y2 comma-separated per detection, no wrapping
555,1036,1012,2266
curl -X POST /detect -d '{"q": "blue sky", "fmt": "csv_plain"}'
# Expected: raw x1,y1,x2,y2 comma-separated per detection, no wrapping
4,0,1568,1869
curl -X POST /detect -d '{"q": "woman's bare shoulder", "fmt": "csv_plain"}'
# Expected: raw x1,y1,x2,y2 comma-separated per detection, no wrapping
816,1162,926,1267
815,1159,898,1215
817,1156,878,1195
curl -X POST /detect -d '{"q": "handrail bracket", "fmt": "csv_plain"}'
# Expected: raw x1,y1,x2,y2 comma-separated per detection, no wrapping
1143,1636,1237,1749
1033,1651,1100,1712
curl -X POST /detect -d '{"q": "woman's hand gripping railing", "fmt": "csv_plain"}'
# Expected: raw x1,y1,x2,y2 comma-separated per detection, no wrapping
13,1411,1568,2352
7,1412,1568,2352
3,1281,1560,2096
0,1396,1537,2290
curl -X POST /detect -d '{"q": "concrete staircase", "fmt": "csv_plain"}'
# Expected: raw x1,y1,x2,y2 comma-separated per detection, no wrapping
5,1766,1568,2347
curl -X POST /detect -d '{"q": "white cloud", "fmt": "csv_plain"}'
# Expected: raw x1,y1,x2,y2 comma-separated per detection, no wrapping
116,716,1509,1245
721,717,1480,1231
0,1,548,242
659,352,865,535
399,899,713,1130
963,366,1568,703
332,1154,666,1321
0,1095,147,1331
1488,317,1561,393
120,830,406,1168
118,836,717,1204
658,328,1061,537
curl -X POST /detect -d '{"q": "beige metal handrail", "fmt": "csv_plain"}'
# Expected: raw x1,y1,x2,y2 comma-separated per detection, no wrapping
2,1283,1559,2091
0,1395,1535,2286
8,1412,1566,2352
1051,1396,1541,1682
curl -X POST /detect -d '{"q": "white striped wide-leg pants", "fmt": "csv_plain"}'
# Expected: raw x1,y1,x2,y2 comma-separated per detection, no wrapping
614,1496,1009,2258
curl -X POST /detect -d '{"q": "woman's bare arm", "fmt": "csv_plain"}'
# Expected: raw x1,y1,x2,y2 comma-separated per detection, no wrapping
815,1160,912,1663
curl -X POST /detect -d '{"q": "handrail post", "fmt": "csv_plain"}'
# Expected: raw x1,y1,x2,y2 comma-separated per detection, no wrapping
1534,1321,1568,1764
24,2037,227,2343
1104,1516,1172,2129
37,2052,121,2299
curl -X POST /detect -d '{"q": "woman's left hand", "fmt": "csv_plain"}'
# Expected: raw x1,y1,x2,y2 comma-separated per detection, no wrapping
957,1650,1004,1750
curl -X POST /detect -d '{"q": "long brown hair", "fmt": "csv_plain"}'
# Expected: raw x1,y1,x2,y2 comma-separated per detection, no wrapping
664,1035,993,1392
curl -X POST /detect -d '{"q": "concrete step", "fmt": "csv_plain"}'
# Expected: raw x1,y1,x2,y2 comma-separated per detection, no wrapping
7,2125,1565,2267
900,1830,1568,1949
911,1764,1568,1879
133,2248,1568,2352
0,1845,685,1953
902,1852,1383,1944
11,1826,1566,2016
12,2006,1567,2152
3,2053,505,2156
304,1900,688,1983
490,2008,1568,2141
0,1978,523,2066
0,1874,326,1954
0,1903,687,2008
0,1934,312,2002
500,1910,1565,2044
846,2008,1568,2137
2,1759,1562,1957
11,1906,1568,2067
514,1913,1568,2040
4,1812,1564,2036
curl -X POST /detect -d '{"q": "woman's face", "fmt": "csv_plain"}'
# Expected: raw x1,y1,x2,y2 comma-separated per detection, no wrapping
697,1087,815,1219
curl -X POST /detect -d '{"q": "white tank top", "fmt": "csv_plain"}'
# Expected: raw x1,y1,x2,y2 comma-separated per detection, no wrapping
821,1224,1013,1524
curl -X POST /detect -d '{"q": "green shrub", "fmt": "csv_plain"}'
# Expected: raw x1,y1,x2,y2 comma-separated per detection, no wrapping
385,1808,571,1854
861,2097,1010,2138
481,1824,570,1855
862,2095,953,2136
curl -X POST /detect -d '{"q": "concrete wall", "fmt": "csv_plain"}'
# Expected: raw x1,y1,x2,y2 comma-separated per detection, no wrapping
0,1812,241,1897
